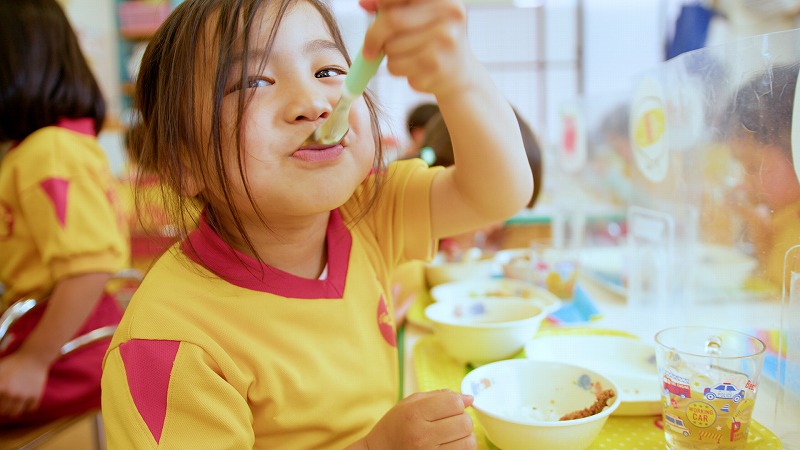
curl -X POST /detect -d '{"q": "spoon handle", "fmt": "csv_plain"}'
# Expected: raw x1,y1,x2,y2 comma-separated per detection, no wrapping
343,50,385,99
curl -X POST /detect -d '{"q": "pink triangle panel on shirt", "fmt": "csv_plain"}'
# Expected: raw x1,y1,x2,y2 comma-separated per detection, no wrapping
16,118,96,228
39,178,69,228
182,209,351,299
119,339,181,444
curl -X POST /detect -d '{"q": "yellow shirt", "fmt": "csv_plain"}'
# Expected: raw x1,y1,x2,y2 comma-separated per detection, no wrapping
764,199,800,290
0,120,129,307
102,160,441,449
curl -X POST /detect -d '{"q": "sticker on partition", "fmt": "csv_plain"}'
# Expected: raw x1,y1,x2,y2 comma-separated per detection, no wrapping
669,80,705,151
792,67,800,185
631,76,668,182
559,105,587,173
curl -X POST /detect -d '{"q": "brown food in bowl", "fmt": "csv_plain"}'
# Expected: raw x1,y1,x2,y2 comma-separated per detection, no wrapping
559,382,616,421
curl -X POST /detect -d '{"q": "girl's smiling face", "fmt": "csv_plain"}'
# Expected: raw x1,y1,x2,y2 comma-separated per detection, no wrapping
215,1,375,224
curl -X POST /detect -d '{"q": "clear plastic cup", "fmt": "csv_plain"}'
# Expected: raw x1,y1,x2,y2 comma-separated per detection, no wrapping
654,326,766,449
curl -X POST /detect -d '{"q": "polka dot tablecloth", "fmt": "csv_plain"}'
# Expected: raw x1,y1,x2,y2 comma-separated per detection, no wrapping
412,328,782,450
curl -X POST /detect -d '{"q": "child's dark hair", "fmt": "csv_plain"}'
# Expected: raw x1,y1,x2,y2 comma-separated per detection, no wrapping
0,0,106,142
407,103,440,136
421,108,543,208
727,63,799,154
132,0,385,264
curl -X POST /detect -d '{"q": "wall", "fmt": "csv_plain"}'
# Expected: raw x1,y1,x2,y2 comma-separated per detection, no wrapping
332,0,666,153
61,0,668,174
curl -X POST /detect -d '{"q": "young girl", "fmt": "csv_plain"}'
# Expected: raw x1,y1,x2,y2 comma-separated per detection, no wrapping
100,0,533,447
0,0,130,425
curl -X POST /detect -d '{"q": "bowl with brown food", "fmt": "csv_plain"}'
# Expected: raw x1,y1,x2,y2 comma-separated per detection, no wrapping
461,359,621,450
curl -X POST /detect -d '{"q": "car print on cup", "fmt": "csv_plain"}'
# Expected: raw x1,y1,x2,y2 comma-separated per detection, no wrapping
703,382,745,402
663,375,692,399
664,413,691,437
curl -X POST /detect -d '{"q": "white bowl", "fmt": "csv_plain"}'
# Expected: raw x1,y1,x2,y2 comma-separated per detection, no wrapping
425,298,547,365
429,278,561,314
424,257,496,287
461,359,621,450
694,243,758,290
525,334,660,416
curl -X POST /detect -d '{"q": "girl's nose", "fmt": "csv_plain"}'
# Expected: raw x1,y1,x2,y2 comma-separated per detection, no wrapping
284,84,334,124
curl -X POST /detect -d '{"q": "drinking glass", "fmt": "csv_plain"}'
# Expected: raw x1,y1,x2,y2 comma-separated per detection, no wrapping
654,326,766,449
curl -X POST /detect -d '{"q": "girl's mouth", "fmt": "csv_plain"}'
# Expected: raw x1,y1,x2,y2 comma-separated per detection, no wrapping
292,144,345,162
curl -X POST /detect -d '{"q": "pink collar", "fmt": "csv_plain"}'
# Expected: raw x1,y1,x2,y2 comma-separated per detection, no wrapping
181,210,351,299
7,117,96,151
56,117,96,137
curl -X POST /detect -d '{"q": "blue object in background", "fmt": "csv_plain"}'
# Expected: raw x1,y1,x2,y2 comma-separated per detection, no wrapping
549,283,601,324
665,3,716,60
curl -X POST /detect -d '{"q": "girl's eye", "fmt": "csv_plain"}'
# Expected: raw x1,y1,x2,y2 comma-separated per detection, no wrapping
315,67,346,79
246,78,272,89
224,77,273,95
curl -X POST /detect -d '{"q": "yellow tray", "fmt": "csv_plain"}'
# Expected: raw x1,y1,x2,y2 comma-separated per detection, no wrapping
413,328,782,450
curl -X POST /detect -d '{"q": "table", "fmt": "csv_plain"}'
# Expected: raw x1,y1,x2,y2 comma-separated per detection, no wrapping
401,275,800,448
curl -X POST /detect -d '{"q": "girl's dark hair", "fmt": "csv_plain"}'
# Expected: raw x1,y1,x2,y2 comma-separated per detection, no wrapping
0,0,106,142
727,63,800,154
134,0,385,265
421,108,543,208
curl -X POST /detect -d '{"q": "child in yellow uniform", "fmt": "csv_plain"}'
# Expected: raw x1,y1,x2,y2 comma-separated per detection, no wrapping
100,0,533,448
727,64,800,291
0,0,129,425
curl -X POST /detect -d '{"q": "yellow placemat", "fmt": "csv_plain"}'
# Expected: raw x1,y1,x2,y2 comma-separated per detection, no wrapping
413,328,782,450
406,286,435,330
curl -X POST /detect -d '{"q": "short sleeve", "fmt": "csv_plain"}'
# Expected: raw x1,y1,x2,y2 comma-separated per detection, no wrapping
17,130,129,279
102,340,254,449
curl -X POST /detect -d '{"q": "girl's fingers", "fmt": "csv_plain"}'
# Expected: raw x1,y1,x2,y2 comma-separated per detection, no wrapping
438,432,478,450
358,0,378,13
418,389,470,422
362,0,464,59
381,0,457,33
0,396,22,417
425,410,475,449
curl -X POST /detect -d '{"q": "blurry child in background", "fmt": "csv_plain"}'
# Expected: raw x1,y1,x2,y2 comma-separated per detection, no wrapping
100,0,532,448
727,63,800,290
0,0,129,426
402,102,439,161
420,107,543,257
391,107,543,326
590,102,633,206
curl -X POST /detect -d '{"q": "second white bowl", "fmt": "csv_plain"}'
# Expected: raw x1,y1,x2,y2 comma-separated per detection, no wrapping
425,298,546,365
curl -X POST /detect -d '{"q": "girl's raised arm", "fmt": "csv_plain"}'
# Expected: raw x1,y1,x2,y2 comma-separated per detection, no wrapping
362,0,534,240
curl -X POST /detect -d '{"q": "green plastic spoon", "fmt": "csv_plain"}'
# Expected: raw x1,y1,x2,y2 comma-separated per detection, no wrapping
302,49,385,146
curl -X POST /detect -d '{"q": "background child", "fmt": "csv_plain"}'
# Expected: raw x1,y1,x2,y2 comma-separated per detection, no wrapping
401,102,440,161
100,0,532,448
419,107,543,257
0,0,130,426
726,63,800,290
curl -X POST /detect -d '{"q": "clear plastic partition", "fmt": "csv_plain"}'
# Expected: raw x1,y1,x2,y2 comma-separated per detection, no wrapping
623,29,800,446
626,29,800,311
776,246,800,446
553,92,631,250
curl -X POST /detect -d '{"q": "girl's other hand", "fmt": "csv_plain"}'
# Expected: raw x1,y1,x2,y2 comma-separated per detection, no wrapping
361,0,475,100
0,353,48,417
355,389,476,449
